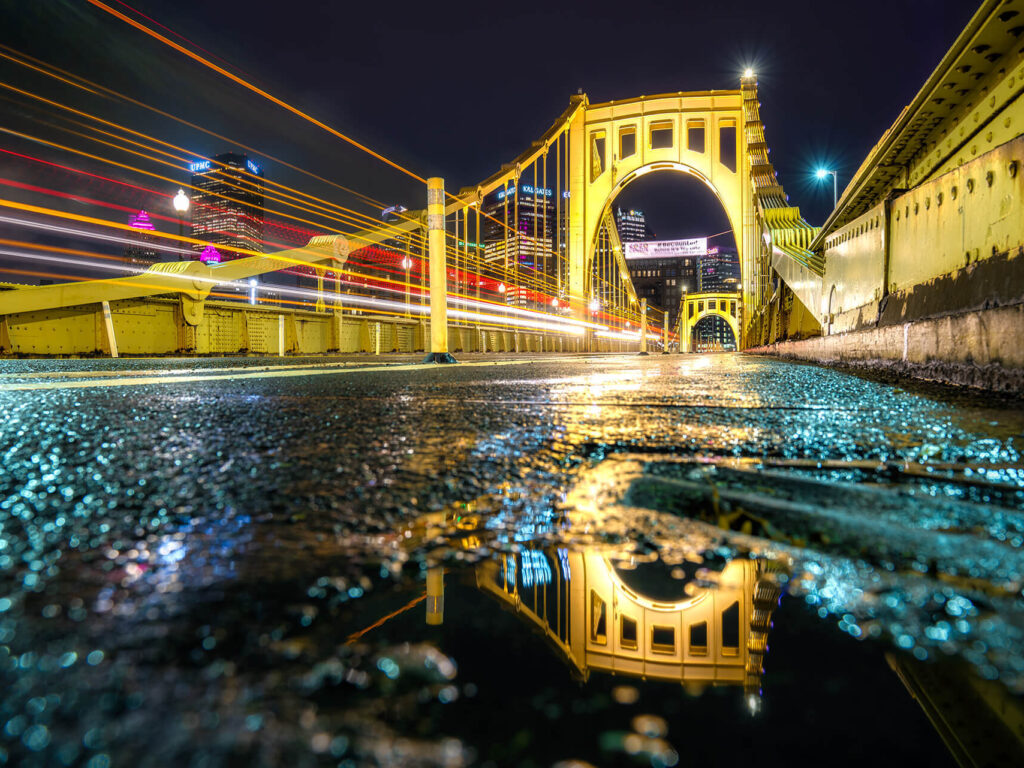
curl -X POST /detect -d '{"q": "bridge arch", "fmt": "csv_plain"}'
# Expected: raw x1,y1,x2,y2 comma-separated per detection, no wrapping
446,75,821,349
588,162,742,289
567,91,755,336
679,292,741,352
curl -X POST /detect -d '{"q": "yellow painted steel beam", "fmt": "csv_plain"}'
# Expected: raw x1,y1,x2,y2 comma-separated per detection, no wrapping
810,0,1023,247
600,208,639,306
0,237,350,316
452,95,586,207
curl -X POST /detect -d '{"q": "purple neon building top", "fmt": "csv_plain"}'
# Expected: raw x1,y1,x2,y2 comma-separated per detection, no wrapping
129,210,155,231
199,245,222,264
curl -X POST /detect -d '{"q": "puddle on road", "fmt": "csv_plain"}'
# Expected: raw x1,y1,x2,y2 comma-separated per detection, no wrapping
2,356,1024,767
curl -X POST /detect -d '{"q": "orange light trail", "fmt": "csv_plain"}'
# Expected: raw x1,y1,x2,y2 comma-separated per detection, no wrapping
84,0,428,184
0,44,400,216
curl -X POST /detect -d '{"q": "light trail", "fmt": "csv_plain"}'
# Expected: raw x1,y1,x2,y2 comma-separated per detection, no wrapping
0,358,546,392
84,0,428,184
0,44,402,216
0,214,194,259
0,197,331,271
0,124,380,240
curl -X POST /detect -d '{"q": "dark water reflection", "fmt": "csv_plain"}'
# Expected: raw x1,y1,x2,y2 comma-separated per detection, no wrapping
1,354,1022,766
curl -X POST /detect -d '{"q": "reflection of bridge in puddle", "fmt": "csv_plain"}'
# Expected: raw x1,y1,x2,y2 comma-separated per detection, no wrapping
427,543,781,703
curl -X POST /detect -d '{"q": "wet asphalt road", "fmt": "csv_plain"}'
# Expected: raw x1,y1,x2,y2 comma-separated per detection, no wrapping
1,352,1023,767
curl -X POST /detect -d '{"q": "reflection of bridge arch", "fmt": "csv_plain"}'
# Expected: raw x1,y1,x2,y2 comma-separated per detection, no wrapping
678,292,741,353
475,547,780,696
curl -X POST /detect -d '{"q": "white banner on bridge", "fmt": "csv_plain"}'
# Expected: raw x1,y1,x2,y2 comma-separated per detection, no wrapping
624,238,708,260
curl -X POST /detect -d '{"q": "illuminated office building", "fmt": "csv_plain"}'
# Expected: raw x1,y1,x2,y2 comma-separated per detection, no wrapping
189,153,265,261
698,247,741,292
615,207,653,242
625,239,700,330
482,183,555,275
124,209,159,266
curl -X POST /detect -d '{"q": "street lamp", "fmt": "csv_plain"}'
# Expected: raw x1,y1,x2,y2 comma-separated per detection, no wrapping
401,257,412,317
172,188,189,257
816,168,837,209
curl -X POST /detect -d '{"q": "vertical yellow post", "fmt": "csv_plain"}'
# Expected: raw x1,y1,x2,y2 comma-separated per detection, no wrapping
101,301,118,359
277,315,285,357
639,298,648,355
315,268,325,313
426,567,444,625
662,310,669,354
567,106,587,322
680,296,690,353
424,177,456,363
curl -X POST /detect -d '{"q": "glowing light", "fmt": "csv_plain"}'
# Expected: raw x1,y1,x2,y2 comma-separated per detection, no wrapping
497,283,506,293
589,299,600,313
816,168,830,180
129,210,155,231
248,277,257,305
199,245,222,264
744,68,754,78
551,297,559,307
401,257,412,270
189,160,211,173
172,188,189,214
495,184,554,201
246,159,260,175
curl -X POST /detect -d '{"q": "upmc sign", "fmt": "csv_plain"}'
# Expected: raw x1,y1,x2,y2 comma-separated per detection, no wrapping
624,238,708,260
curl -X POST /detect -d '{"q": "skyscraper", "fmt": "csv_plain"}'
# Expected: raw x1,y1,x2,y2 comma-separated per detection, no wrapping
189,153,265,261
124,209,158,266
623,238,702,331
482,183,554,275
697,247,741,292
615,207,652,242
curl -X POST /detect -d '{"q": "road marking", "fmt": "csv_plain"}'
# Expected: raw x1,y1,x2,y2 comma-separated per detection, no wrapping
0,358,545,391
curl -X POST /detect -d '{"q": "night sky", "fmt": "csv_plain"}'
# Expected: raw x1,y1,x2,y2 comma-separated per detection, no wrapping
0,0,981,251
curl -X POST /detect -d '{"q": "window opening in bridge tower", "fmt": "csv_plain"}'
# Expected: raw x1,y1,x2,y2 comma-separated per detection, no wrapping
651,625,675,653
590,130,607,182
689,621,709,655
721,600,740,655
590,591,607,644
686,120,705,154
719,119,737,172
619,126,636,159
730,300,737,317
650,121,673,150
621,615,638,649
